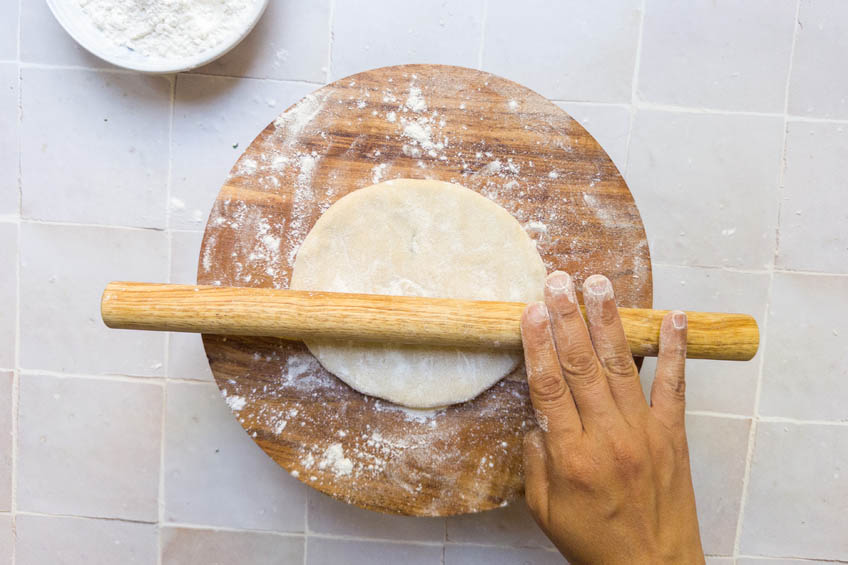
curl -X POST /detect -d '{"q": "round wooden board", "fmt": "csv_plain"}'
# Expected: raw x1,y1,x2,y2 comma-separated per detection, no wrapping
198,64,652,516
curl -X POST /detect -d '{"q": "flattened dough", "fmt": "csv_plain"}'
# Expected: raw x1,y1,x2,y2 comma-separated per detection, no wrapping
290,179,546,408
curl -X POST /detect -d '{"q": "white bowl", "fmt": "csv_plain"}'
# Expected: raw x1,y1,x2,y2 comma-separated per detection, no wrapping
47,0,269,74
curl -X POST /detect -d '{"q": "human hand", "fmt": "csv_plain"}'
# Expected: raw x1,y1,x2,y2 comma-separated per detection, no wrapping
520,271,704,565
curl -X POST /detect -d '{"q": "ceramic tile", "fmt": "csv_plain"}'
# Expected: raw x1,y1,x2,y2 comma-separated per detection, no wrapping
307,490,445,542
195,0,330,82
19,222,167,376
161,527,304,565
15,514,157,565
0,63,17,217
0,372,11,511
164,381,306,532
0,514,9,565
20,0,114,68
554,102,631,173
627,110,782,269
639,265,769,416
705,559,733,565
331,0,484,81
170,230,204,285
445,545,565,565
170,74,313,230
306,538,442,565
760,273,848,421
686,414,751,554
484,0,640,102
168,231,213,381
17,374,162,521
788,0,848,119
776,121,848,274
446,501,552,548
740,422,848,559
638,0,796,112
0,0,17,60
20,68,170,228
0,223,15,370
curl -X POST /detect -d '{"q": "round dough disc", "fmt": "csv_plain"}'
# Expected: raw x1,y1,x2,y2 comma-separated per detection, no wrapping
290,179,546,408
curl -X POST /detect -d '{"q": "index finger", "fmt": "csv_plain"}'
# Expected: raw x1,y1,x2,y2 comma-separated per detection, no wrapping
520,302,582,437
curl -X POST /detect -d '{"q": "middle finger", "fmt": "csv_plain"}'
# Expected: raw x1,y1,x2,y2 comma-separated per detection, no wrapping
543,271,618,426
582,274,648,420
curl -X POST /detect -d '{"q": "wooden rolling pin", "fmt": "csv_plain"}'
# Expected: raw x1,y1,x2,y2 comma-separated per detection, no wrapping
100,282,759,361
101,282,759,361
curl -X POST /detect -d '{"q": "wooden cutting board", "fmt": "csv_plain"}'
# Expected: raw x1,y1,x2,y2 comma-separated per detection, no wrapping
197,64,652,516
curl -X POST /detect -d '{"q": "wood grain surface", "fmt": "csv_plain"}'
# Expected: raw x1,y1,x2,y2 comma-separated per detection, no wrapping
197,64,653,516
103,282,758,361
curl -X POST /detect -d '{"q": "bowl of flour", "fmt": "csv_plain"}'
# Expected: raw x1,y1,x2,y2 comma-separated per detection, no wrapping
47,0,269,73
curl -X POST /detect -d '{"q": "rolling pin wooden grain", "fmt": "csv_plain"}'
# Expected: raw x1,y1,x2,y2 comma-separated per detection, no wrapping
101,281,759,361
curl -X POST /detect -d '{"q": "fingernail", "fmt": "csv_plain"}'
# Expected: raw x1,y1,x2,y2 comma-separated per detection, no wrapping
584,274,612,299
672,311,687,329
525,302,548,324
546,271,575,303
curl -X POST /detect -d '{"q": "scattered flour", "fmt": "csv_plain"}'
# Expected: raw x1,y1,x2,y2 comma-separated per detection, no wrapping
405,86,427,113
534,409,549,432
77,0,259,59
371,163,388,184
318,443,354,477
225,395,246,411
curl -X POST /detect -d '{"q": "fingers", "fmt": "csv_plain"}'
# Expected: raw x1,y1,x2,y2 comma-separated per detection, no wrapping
523,429,549,525
651,310,688,430
520,302,581,437
582,275,647,419
543,271,617,426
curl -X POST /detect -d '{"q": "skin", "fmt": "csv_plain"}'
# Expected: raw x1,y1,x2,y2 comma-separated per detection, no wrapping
520,271,705,565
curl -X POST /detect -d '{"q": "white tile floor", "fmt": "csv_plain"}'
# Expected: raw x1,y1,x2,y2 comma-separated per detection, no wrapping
1,1,846,563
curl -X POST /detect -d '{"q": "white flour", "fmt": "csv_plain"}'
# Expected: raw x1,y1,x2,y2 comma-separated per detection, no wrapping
78,0,258,58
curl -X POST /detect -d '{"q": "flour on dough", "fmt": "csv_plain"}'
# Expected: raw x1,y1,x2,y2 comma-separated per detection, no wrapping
290,179,546,408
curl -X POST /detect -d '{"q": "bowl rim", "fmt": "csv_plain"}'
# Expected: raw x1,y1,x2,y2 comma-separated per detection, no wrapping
46,0,270,74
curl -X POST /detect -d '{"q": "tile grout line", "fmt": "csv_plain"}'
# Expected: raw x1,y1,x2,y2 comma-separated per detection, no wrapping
735,555,848,564
17,368,179,385
623,0,647,176
157,72,178,565
11,2,23,559
772,0,803,273
442,516,448,564
324,0,335,85
16,60,325,87
15,509,157,525
476,0,488,71
15,217,166,232
189,72,324,87
305,3,336,557
732,1,801,556
551,99,632,109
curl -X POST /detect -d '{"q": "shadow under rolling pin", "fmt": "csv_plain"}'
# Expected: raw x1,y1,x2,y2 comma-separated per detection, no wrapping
101,281,759,361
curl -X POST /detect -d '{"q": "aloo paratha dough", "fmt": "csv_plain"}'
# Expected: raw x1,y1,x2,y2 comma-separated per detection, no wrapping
290,179,546,408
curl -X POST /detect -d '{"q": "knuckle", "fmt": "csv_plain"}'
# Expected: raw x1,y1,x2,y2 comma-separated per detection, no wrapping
560,350,602,385
603,349,637,380
564,460,599,492
611,440,646,479
529,370,568,403
662,374,687,400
